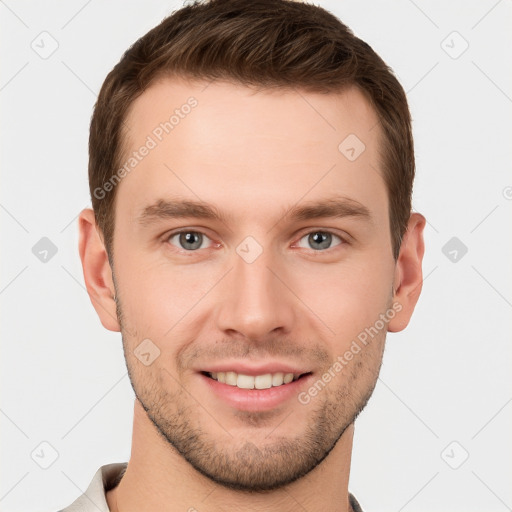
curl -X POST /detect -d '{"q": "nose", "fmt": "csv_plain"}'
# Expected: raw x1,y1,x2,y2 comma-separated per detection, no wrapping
215,243,297,341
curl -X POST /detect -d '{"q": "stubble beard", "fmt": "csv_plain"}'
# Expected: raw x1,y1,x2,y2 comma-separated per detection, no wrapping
115,294,384,492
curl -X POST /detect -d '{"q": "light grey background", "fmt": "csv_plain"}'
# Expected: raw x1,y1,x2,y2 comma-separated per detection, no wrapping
1,1,511,511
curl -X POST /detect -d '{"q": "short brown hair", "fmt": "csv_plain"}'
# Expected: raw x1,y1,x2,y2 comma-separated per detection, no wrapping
89,0,415,262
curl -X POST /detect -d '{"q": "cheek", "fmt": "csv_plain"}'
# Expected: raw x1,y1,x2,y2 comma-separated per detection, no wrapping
117,259,220,341
295,258,394,341
114,257,171,339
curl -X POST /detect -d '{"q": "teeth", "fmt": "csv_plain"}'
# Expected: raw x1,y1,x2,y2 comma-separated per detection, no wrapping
254,374,272,389
225,371,237,386
283,373,294,384
208,371,300,389
272,372,284,386
237,374,255,389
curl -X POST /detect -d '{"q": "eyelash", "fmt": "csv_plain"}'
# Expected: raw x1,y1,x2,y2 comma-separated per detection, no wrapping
163,228,349,254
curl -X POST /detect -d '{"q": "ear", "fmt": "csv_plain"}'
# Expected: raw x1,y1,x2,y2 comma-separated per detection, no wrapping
388,212,426,332
78,208,120,332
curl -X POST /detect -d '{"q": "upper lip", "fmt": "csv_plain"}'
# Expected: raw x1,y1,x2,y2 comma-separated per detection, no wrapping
198,361,311,376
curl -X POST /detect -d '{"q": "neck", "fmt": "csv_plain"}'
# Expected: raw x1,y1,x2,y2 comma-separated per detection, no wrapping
106,400,355,512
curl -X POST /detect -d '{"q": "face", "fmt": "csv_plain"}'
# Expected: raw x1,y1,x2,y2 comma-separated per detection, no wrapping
111,77,397,491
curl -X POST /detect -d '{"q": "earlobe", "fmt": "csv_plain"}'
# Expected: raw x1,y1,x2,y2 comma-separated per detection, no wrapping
78,208,121,332
388,212,426,333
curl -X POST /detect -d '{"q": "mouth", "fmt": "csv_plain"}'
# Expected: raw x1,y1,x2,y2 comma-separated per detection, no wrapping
201,371,312,390
199,366,315,412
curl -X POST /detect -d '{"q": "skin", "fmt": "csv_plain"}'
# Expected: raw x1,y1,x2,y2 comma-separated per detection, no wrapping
79,77,425,512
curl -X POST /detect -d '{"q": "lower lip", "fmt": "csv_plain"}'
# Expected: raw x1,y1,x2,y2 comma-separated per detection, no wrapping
200,373,313,412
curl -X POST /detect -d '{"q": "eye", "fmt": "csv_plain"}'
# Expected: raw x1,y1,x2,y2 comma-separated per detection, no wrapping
167,230,213,251
296,231,344,251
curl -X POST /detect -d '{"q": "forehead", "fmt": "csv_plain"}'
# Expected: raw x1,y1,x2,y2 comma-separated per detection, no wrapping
123,77,380,153
116,77,386,228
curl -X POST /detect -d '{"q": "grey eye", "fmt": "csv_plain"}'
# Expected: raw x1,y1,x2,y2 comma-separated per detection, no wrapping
298,231,342,251
169,231,209,251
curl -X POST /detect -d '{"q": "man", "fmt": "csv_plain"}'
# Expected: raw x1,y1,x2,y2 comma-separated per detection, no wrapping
64,0,426,510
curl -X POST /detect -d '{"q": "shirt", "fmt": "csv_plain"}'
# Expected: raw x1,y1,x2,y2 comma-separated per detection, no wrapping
59,462,127,512
58,462,364,511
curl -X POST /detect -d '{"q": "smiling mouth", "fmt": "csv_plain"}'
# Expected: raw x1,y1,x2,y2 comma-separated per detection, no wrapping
202,371,312,390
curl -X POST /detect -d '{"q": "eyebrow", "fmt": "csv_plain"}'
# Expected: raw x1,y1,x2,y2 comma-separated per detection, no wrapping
137,199,229,226
136,196,372,227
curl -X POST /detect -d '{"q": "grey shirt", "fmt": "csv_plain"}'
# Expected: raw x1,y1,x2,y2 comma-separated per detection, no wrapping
59,463,127,512
59,462,364,511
